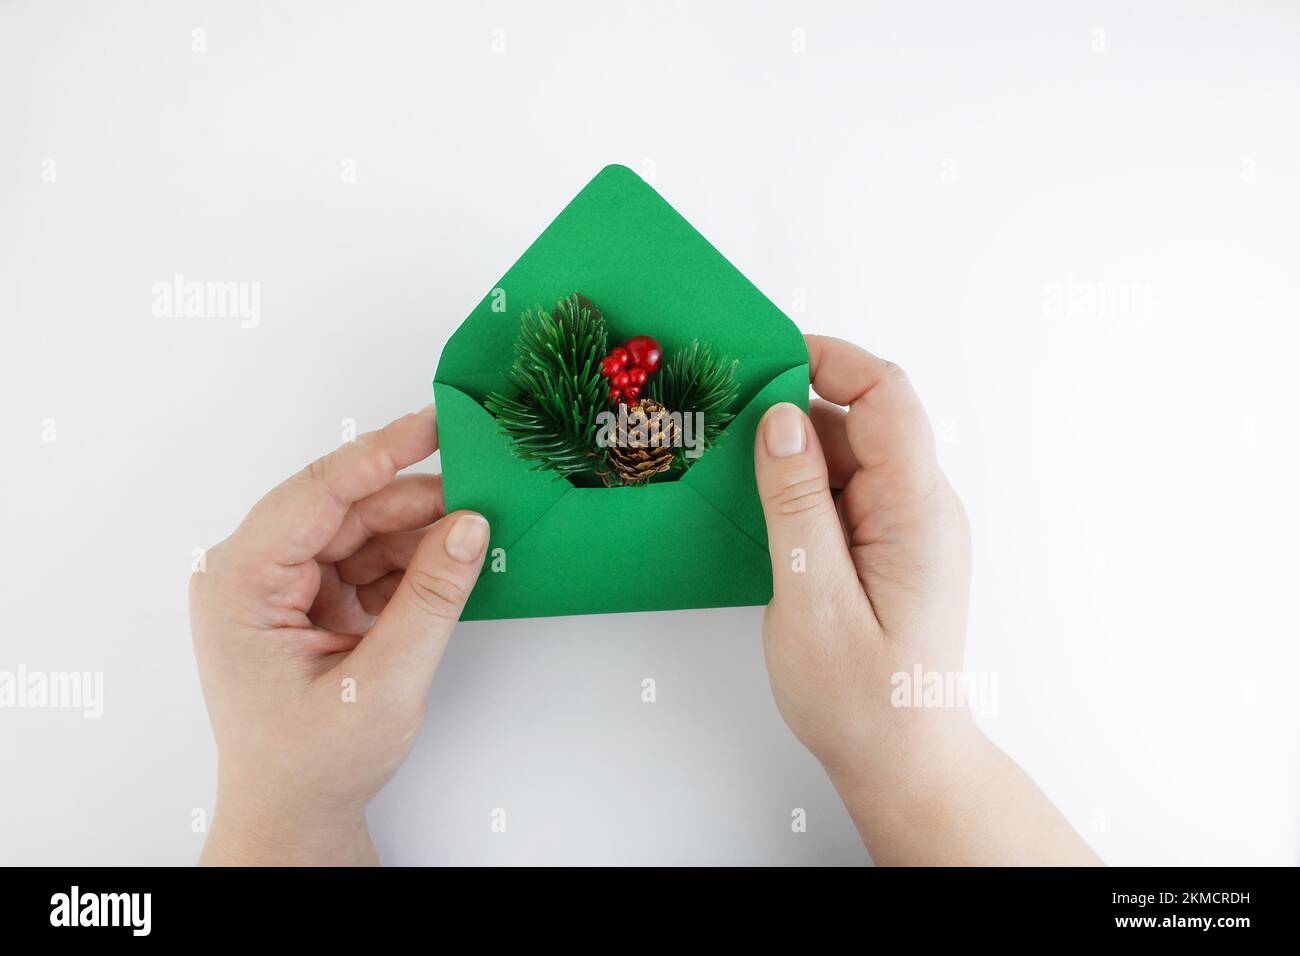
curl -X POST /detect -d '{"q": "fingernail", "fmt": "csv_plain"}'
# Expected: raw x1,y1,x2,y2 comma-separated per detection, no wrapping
444,513,488,562
763,403,806,458
420,402,436,415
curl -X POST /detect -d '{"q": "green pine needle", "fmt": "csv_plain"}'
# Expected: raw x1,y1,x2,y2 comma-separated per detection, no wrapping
484,294,609,479
485,298,741,483
650,339,741,453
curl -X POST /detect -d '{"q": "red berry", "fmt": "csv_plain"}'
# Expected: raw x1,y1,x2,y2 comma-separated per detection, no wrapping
608,386,622,402
600,355,623,378
623,336,662,375
609,347,631,368
627,366,648,387
623,385,641,403
612,370,631,390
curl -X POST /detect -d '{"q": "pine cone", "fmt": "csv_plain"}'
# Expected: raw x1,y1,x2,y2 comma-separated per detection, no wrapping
607,398,678,484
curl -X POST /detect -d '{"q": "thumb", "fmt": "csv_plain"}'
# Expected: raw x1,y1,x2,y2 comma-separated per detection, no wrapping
353,510,489,691
754,403,859,610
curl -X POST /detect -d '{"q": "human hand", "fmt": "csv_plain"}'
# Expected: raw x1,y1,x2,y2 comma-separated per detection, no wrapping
754,335,1097,864
190,407,489,865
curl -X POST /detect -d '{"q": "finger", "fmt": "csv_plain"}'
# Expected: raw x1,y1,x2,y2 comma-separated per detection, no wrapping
317,473,445,563
234,406,438,566
308,562,375,634
357,571,403,617
351,511,489,692
335,528,427,587
806,334,939,489
806,335,946,548
808,400,857,489
753,402,863,612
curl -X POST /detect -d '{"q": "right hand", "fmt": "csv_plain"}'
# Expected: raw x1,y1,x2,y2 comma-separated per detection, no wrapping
753,334,974,782
753,334,1099,864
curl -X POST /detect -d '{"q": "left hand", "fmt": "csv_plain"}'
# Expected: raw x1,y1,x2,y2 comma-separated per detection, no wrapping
190,406,489,865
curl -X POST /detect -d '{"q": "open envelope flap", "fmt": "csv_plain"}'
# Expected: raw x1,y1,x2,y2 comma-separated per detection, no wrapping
433,164,808,409
682,363,811,550
460,481,775,620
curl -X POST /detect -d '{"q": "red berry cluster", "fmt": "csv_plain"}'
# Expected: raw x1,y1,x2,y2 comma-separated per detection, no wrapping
601,335,662,405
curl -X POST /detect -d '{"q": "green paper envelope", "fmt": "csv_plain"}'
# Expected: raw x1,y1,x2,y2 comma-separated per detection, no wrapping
433,164,808,620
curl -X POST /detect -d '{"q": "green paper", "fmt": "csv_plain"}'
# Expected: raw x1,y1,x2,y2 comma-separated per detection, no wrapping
433,164,809,620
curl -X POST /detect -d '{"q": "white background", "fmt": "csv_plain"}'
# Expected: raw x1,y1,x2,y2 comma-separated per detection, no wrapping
2,0,1298,865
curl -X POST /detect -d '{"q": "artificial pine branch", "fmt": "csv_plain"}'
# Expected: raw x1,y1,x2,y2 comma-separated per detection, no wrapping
484,293,609,479
650,340,740,459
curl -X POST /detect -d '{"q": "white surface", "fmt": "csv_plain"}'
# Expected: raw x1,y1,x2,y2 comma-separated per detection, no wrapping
2,0,1298,865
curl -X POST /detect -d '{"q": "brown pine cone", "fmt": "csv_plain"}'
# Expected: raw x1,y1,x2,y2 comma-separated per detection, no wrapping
607,398,678,484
